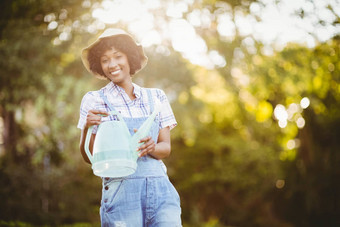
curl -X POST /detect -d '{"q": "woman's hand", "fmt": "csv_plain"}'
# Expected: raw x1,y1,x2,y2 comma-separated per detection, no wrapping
85,109,109,128
137,136,156,157
134,126,171,159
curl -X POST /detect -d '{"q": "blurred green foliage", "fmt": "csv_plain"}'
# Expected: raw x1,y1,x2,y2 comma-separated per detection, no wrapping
0,0,339,226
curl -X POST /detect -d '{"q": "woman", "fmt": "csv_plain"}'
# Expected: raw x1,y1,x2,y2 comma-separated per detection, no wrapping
77,28,182,226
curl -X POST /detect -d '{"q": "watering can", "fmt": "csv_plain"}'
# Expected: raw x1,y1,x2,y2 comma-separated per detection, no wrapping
84,104,160,178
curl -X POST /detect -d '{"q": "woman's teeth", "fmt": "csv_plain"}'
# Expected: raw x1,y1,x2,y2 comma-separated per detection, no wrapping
110,69,121,75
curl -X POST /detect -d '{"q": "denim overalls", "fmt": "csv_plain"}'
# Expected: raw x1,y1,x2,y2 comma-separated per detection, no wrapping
99,89,182,227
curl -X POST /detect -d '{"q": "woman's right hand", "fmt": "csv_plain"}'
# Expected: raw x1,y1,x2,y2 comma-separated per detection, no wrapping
85,109,109,128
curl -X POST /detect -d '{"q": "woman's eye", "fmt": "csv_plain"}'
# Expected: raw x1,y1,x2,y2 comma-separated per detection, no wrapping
101,59,108,63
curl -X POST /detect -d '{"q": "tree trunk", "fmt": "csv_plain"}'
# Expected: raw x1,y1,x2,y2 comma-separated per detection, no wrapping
2,107,18,160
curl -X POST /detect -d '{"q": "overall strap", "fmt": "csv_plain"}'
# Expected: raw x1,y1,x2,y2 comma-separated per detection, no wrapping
146,89,154,113
100,90,116,112
99,90,125,121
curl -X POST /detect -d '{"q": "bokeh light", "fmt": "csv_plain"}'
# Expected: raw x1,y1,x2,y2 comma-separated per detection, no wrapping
274,104,288,128
287,139,296,149
276,179,285,189
300,97,310,109
296,117,306,128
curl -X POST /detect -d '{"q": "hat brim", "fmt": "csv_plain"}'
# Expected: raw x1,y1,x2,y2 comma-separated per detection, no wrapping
81,29,148,78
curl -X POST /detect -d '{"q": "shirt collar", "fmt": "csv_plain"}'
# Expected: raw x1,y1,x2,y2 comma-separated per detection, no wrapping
132,83,142,99
103,82,142,99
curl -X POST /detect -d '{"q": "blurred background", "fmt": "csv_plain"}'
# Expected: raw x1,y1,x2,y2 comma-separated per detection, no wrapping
0,0,339,226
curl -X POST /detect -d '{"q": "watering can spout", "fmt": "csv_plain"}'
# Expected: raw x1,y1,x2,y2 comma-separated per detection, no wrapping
130,103,160,158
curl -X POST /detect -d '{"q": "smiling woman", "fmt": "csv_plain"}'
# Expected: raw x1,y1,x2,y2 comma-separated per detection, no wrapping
98,46,131,86
78,28,182,226
87,36,143,78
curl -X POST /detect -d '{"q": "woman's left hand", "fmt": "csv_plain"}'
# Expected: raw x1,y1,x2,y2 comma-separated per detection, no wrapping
134,127,171,160
137,136,156,157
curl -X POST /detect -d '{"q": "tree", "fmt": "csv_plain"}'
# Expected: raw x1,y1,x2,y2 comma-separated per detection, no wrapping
265,38,340,227
0,0,104,224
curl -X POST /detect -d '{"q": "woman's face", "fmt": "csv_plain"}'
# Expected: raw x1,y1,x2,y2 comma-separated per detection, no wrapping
100,46,131,85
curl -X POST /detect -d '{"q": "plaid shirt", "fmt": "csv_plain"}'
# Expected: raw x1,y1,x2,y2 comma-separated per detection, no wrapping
77,82,177,132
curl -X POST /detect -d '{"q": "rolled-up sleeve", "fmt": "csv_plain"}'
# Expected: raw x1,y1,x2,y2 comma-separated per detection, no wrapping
77,92,95,130
156,89,177,130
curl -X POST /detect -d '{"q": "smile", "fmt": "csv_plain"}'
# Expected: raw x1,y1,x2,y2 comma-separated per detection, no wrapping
110,69,121,76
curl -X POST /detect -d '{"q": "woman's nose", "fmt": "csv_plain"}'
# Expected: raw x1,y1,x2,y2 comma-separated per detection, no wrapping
108,59,117,68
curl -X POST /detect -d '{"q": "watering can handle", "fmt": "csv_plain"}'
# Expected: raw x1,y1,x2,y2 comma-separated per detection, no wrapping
84,111,123,164
84,126,94,163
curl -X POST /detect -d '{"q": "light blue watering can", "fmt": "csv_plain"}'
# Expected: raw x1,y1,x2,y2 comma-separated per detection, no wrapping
84,104,160,178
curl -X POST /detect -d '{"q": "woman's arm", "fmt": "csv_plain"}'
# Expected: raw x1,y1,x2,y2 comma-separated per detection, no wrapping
137,126,171,159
